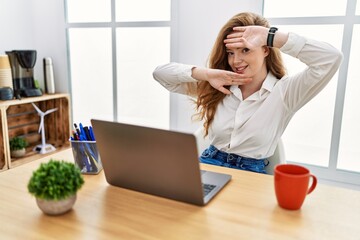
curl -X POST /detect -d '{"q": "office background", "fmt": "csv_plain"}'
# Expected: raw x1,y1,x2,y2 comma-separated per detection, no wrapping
0,0,258,130
0,0,360,189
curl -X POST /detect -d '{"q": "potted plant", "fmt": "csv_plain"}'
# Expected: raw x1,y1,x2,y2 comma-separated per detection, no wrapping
27,159,84,215
9,136,28,158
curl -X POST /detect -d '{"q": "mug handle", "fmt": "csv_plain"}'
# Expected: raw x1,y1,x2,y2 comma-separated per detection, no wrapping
307,174,317,195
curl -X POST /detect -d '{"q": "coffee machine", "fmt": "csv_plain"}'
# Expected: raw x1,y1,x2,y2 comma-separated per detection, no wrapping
6,50,42,99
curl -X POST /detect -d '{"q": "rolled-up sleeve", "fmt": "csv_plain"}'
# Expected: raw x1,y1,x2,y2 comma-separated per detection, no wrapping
279,33,343,112
153,62,198,97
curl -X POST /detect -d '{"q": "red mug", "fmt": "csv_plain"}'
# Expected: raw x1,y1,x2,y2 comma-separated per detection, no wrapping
274,164,317,210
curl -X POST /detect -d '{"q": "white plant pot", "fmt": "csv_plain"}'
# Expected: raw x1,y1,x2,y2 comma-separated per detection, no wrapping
11,148,26,158
36,194,77,215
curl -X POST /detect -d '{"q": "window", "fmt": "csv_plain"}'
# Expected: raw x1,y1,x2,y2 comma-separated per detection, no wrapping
264,0,347,17
115,0,170,21
67,0,111,23
116,27,170,128
337,24,360,172
275,24,343,168
65,0,171,129
264,0,360,189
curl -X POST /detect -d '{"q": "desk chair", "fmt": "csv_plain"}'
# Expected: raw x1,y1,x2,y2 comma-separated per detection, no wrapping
194,128,286,175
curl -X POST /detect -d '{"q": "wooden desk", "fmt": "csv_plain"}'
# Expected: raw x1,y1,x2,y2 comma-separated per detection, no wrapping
0,148,359,239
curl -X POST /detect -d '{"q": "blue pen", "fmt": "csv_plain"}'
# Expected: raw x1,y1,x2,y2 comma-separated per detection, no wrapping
79,123,87,141
83,126,92,141
74,141,91,172
89,126,95,141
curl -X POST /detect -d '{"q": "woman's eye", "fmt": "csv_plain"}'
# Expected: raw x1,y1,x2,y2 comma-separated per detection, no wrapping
242,48,250,53
227,52,234,56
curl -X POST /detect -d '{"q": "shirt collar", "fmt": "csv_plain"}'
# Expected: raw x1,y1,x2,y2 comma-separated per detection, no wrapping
260,72,278,95
230,72,278,100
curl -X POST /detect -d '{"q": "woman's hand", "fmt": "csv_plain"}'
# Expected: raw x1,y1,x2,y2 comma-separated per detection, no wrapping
225,26,288,49
224,26,268,49
192,67,251,94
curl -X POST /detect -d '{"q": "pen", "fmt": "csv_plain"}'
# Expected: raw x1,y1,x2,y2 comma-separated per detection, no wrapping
74,123,81,139
89,126,95,141
78,123,87,141
72,130,79,140
71,122,101,173
83,126,92,141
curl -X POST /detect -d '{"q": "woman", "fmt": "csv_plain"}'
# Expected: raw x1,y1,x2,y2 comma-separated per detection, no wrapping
153,12,343,174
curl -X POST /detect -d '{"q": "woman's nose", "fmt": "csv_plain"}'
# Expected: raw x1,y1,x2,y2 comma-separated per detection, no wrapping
233,54,243,65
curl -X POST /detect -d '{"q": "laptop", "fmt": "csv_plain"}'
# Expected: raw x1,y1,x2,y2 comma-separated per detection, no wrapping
91,119,231,206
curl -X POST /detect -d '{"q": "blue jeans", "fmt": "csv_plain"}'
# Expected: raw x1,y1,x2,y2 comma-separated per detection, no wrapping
199,145,268,174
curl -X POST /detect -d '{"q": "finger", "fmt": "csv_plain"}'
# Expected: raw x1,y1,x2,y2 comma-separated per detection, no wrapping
224,72,245,80
225,38,252,49
224,37,242,43
226,32,242,39
217,86,232,95
231,78,252,85
233,27,246,32
225,72,242,78
224,73,252,85
224,41,246,49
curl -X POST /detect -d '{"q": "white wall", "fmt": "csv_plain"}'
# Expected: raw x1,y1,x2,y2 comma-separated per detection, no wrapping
32,0,69,93
0,0,69,93
172,0,262,132
0,1,34,51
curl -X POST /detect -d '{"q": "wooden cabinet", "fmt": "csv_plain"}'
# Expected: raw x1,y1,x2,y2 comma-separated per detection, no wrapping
0,93,71,171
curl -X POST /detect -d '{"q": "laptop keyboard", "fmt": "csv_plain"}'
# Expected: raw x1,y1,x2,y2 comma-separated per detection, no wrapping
202,183,216,196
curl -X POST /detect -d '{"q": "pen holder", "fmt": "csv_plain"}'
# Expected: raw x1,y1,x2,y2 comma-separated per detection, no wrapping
70,140,103,174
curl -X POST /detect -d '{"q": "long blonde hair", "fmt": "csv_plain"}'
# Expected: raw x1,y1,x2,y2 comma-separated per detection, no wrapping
195,12,286,136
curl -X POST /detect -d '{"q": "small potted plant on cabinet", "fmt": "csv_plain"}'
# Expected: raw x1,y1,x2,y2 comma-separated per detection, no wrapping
27,159,84,215
9,136,28,158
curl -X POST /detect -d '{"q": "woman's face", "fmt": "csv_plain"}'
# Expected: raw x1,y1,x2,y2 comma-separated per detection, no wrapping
226,45,269,81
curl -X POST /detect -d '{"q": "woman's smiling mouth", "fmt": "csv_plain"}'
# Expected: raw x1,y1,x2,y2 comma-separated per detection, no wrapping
235,65,248,74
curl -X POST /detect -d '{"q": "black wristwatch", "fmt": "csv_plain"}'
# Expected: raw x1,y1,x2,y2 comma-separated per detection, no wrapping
267,27,278,48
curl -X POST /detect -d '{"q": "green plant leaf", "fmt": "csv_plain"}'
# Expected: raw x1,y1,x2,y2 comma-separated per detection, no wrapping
27,159,84,200
9,137,28,151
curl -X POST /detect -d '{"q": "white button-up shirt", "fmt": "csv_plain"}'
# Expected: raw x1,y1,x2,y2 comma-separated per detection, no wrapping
153,33,343,158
